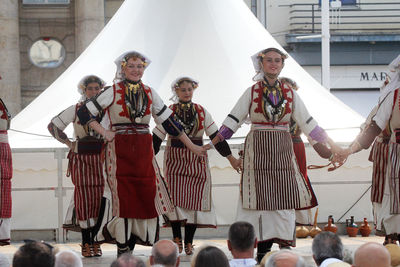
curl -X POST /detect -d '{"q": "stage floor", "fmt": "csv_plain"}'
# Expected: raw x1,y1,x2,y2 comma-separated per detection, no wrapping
0,235,385,267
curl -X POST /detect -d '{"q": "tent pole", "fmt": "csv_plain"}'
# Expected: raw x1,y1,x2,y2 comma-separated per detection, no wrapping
321,0,331,90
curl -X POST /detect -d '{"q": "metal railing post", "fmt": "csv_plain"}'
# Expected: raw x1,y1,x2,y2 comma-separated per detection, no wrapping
54,148,66,243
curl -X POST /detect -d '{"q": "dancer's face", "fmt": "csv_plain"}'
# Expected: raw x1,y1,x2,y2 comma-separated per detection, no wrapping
176,81,194,102
123,57,145,82
85,82,101,98
262,51,284,77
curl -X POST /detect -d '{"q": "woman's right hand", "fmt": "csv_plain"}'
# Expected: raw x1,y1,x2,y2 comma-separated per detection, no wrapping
103,129,115,142
189,144,207,157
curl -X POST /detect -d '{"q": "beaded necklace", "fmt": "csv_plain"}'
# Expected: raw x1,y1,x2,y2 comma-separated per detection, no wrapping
124,80,148,123
174,101,198,136
262,78,287,122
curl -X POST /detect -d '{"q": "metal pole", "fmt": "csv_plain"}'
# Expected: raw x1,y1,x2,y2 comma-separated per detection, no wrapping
321,0,330,90
54,148,66,243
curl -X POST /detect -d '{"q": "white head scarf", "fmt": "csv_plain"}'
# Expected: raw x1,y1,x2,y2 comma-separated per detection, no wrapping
251,48,288,81
379,54,400,103
77,75,105,101
114,51,151,82
169,76,199,103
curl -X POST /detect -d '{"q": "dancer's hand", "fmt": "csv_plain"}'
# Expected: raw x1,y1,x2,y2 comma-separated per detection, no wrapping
190,144,207,157
227,155,242,173
103,129,115,142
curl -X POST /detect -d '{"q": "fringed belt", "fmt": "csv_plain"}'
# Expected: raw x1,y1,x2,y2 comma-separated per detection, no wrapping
170,138,203,148
0,131,8,143
251,122,289,131
112,123,150,135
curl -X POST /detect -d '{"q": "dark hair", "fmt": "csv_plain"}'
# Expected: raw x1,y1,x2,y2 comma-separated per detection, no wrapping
84,75,103,88
110,253,145,267
194,246,229,267
13,241,55,267
228,221,256,252
312,232,343,265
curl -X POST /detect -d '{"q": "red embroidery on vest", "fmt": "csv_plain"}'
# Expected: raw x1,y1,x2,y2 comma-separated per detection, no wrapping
195,104,205,131
0,104,6,120
253,82,264,114
281,81,293,114
116,82,130,119
142,83,153,116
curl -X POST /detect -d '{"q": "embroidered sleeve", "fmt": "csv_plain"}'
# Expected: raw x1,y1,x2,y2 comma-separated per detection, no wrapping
78,87,114,125
291,90,328,143
210,131,232,157
151,88,173,124
48,105,75,144
373,89,396,131
162,115,183,137
222,87,252,133
203,107,218,136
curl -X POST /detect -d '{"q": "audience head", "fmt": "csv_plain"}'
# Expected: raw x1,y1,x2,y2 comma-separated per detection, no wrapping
111,253,146,267
264,250,305,267
192,246,229,267
228,221,257,258
55,250,82,267
12,240,55,267
0,252,9,267
150,239,179,267
385,244,400,266
312,232,343,266
352,242,390,267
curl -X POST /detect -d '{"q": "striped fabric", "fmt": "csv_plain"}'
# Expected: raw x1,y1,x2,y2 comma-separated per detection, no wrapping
67,152,104,224
389,143,400,214
242,130,312,210
164,146,211,211
0,140,12,218
371,140,389,203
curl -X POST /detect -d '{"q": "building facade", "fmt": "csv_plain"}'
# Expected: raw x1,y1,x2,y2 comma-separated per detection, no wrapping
1,0,399,117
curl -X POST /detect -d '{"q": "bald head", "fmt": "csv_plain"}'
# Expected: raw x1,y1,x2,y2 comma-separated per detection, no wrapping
55,250,82,267
265,250,305,267
150,240,179,267
353,243,390,267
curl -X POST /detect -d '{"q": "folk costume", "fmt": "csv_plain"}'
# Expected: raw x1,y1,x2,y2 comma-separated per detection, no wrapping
152,77,232,255
48,75,106,257
349,56,400,244
0,98,12,246
216,48,333,261
77,51,179,256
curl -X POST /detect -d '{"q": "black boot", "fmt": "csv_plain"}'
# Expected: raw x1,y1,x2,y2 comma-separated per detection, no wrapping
117,242,132,257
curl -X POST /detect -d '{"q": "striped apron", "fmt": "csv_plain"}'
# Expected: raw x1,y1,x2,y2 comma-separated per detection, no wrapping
241,124,312,211
0,131,12,219
370,139,389,204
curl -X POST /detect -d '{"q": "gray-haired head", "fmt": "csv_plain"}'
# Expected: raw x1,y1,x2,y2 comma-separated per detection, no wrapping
151,240,179,267
111,253,146,267
312,232,343,266
264,250,306,267
55,250,82,267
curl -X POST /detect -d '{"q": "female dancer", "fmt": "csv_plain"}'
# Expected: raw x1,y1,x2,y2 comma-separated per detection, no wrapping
0,98,12,246
211,48,339,262
77,51,206,256
48,75,105,257
153,77,235,255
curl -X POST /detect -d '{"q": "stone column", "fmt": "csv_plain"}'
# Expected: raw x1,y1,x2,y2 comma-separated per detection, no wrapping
75,0,105,56
0,1,21,116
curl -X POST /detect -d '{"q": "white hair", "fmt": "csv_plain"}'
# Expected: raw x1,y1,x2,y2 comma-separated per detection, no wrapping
55,250,82,267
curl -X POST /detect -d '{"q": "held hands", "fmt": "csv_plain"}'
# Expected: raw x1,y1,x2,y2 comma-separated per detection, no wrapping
227,155,243,173
103,129,115,142
68,141,76,151
190,144,208,157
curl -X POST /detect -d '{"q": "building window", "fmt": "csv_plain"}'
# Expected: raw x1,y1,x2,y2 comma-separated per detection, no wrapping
22,0,70,4
29,38,65,68
251,0,257,16
318,0,357,6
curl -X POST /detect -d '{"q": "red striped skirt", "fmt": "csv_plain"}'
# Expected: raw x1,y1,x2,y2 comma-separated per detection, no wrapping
106,132,174,219
67,152,104,221
370,140,389,204
241,130,312,210
164,146,211,211
292,141,318,209
389,142,400,214
0,141,12,218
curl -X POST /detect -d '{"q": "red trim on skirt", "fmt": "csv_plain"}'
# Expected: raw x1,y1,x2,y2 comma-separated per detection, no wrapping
0,143,12,218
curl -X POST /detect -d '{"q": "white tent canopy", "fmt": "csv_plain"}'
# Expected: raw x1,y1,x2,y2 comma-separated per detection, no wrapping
9,0,364,148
